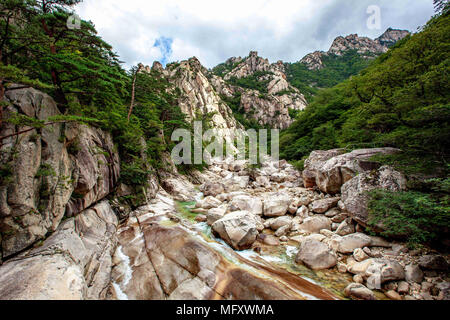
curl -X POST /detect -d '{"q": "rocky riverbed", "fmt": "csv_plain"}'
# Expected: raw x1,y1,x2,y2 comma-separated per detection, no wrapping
0,145,448,300
110,155,450,301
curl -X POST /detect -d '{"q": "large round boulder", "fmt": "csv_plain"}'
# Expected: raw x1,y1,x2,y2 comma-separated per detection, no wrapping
365,259,405,287
295,239,337,270
341,166,407,228
229,195,263,216
300,216,332,234
201,182,226,197
263,193,291,217
212,211,261,250
310,197,340,214
198,196,222,210
337,233,373,254
269,216,293,231
405,264,424,283
303,148,400,194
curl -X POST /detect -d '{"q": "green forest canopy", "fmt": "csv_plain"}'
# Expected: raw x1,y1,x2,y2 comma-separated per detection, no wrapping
280,12,450,177
0,0,194,193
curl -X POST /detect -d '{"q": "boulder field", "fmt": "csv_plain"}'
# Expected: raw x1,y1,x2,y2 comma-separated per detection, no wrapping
0,89,448,301
190,153,449,301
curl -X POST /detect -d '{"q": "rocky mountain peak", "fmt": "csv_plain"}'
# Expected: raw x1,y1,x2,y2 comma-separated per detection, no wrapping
224,51,270,80
151,61,164,73
376,28,410,47
328,33,387,57
211,51,308,130
187,56,204,70
299,51,325,71
300,28,410,70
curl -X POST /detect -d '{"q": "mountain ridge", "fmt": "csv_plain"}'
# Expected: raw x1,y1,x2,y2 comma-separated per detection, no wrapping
137,27,410,131
300,28,411,70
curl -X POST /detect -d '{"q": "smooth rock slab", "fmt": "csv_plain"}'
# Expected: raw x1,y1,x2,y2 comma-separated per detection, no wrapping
0,201,118,300
0,255,85,300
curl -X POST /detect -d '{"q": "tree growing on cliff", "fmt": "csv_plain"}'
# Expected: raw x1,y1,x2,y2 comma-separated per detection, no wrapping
1,0,128,112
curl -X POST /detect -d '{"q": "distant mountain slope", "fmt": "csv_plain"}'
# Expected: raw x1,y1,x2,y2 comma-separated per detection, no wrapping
300,28,410,70
211,51,308,130
286,28,410,101
280,14,449,179
211,29,410,128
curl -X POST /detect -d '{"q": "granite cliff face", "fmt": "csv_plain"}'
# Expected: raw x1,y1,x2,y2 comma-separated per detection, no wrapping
300,28,410,70
376,28,411,47
0,87,158,261
0,87,121,259
139,58,243,152
139,51,308,131
212,51,308,129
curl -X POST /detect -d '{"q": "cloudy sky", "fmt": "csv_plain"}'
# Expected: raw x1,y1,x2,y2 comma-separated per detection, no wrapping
75,0,435,69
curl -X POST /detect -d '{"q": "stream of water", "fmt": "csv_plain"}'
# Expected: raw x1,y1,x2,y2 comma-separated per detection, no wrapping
174,196,355,300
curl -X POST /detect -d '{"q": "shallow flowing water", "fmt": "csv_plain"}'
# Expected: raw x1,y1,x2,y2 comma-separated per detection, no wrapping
174,199,355,300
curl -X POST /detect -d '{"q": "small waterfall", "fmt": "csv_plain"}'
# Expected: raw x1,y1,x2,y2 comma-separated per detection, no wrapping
111,246,133,300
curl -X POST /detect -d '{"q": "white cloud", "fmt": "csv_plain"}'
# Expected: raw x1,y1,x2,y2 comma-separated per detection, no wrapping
75,0,435,69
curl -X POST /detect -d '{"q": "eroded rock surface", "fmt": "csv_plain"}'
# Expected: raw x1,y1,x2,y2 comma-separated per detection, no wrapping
341,166,407,227
302,148,400,194
0,201,118,300
110,192,337,300
0,87,120,258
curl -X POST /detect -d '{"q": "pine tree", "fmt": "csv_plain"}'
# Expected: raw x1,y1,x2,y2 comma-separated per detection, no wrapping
434,0,449,13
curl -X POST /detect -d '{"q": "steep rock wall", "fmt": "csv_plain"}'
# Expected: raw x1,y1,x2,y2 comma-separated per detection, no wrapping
0,87,121,259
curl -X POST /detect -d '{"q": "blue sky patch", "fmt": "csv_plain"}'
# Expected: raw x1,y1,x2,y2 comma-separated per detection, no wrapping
153,36,173,67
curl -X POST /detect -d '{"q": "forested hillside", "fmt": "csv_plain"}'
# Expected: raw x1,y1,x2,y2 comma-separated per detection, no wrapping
0,0,193,191
285,50,372,101
281,12,449,173
281,11,449,246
